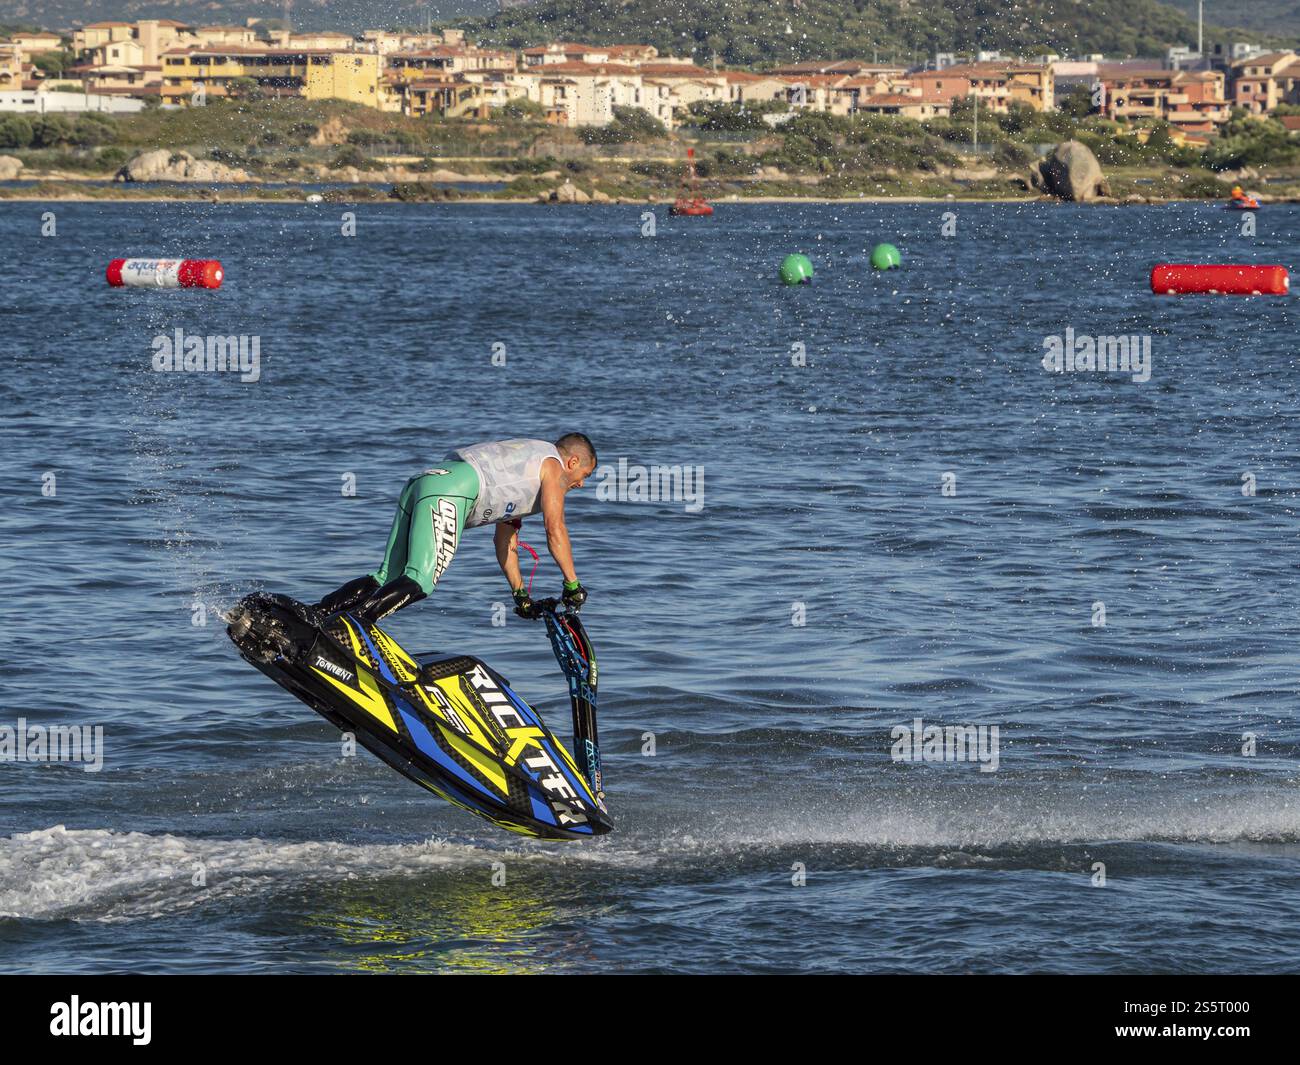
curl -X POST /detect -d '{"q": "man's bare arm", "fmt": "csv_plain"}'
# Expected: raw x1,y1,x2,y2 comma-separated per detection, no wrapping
539,466,578,584
494,521,524,591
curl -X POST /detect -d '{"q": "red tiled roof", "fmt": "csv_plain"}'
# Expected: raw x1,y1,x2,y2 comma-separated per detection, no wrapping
859,93,929,105
523,42,597,54
89,84,162,95
1233,51,1296,67
637,63,716,76
537,61,638,75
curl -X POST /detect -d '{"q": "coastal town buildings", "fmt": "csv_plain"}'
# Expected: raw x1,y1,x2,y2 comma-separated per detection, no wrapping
0,17,1296,133
1098,67,1230,133
1230,51,1300,112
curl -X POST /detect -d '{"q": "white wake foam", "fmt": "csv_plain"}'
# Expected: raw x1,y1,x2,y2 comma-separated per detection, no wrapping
0,825,625,922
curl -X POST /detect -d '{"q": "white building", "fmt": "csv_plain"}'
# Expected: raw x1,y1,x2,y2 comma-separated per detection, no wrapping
0,90,146,113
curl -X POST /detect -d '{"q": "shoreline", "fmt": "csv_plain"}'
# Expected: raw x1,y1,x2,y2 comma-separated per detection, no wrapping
0,193,1286,205
0,185,1280,206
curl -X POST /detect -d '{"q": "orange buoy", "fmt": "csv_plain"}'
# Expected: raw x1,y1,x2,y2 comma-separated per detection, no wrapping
107,258,224,289
1151,263,1288,296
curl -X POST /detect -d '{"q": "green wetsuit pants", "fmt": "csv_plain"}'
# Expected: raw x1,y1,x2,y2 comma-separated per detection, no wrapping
372,463,480,595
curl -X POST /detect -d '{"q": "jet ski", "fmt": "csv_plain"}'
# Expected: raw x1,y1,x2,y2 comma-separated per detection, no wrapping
226,593,611,840
1227,186,1261,210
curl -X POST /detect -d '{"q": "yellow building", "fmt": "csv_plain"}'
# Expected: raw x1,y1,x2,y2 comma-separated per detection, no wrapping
305,51,397,109
0,41,23,89
161,46,311,103
161,46,402,109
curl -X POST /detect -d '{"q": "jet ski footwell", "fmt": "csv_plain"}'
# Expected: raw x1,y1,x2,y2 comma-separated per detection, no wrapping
227,593,612,839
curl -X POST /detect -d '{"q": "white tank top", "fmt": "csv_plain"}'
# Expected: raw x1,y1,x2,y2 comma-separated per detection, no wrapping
449,438,562,528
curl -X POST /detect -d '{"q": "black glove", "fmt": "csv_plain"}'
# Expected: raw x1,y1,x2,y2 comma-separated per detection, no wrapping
513,587,541,620
562,581,588,611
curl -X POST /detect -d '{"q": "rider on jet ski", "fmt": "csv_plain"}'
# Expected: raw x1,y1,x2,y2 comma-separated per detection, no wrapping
316,434,596,624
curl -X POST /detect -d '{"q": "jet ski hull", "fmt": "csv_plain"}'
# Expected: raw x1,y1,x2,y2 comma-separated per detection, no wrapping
227,593,612,840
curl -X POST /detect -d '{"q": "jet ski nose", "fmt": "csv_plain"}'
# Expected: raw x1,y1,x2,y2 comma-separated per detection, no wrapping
225,604,253,641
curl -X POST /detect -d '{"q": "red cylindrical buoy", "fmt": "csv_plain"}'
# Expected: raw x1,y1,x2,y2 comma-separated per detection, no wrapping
1151,263,1289,296
106,258,224,289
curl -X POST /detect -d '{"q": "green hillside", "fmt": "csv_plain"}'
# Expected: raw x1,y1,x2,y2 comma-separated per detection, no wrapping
456,0,1283,66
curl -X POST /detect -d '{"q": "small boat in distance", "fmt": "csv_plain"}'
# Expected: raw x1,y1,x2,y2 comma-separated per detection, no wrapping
670,148,714,216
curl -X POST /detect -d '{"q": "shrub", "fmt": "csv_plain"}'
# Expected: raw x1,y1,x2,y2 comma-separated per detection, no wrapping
0,114,33,149
29,115,75,149
497,98,545,120
685,100,786,131
96,146,128,169
70,113,117,147
993,141,1035,168
579,105,666,144
330,144,368,170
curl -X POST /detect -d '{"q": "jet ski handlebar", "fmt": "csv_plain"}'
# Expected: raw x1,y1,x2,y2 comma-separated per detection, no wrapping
532,597,579,615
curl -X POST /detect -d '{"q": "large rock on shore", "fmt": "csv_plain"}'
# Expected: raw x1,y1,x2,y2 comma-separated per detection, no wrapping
116,149,250,183
1030,140,1109,202
0,155,23,180
539,180,592,204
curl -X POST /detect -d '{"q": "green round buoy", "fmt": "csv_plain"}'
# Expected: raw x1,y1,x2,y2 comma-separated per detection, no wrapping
870,243,901,270
779,253,814,285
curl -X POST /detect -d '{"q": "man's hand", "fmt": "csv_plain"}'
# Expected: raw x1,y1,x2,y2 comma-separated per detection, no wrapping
562,580,588,611
513,587,541,620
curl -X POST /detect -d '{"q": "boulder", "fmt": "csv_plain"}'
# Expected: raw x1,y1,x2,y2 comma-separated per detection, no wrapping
1030,140,1109,202
117,149,249,183
0,155,23,180
553,180,590,204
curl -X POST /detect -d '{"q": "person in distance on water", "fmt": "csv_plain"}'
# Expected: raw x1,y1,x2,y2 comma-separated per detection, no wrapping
317,435,596,623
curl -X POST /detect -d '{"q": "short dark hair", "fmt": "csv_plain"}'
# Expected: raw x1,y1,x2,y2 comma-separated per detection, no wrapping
556,432,597,468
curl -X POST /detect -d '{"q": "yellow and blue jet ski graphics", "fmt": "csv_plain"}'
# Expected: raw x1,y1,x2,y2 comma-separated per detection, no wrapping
226,593,612,840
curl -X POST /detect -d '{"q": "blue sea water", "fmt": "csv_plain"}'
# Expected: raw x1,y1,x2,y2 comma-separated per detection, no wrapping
1,198,1298,974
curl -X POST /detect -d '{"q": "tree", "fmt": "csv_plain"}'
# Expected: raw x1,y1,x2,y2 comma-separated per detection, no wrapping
32,49,74,78
226,76,262,102
1058,86,1097,119
498,97,545,120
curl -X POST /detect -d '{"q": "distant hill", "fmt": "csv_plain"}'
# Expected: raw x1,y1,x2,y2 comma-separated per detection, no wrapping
1166,0,1300,39
455,0,1286,66
5,0,1296,59
0,1,494,35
